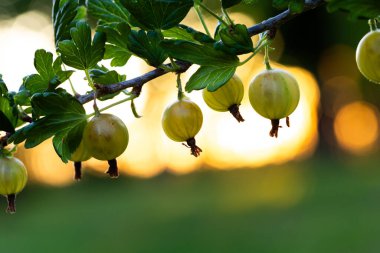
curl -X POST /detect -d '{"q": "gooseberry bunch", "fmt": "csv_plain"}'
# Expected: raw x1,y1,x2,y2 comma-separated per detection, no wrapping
0,0,377,214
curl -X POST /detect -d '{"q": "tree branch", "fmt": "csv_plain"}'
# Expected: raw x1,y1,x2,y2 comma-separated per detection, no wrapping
248,0,325,36
77,0,326,105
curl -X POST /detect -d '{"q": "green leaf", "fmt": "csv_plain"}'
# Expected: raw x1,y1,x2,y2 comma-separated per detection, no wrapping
177,24,215,43
87,0,131,24
31,92,85,117
99,23,132,67
185,65,236,92
58,21,106,70
53,57,74,84
53,0,85,47
24,50,73,94
90,67,126,100
34,49,55,82
53,121,86,163
163,27,200,44
120,0,193,30
11,92,87,162
161,40,239,67
0,89,19,132
126,30,168,67
90,68,126,85
0,74,8,96
326,0,380,19
13,89,31,107
218,24,253,54
0,95,18,133
222,0,242,9
24,74,46,94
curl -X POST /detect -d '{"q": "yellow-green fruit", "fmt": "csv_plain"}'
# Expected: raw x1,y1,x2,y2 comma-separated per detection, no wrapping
162,99,203,142
0,156,27,196
70,139,91,162
83,114,129,161
202,75,244,112
356,29,380,84
249,69,300,120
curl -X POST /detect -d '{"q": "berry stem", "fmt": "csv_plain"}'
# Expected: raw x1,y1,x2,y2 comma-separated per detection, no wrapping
63,64,79,96
74,161,82,180
286,116,290,127
86,94,137,119
221,7,234,26
369,19,378,31
6,194,16,214
186,138,202,157
197,2,229,28
107,159,119,178
270,119,281,138
228,104,245,122
264,45,272,70
194,4,211,37
177,74,185,100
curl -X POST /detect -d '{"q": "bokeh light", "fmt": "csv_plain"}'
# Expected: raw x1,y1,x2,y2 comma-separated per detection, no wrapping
334,101,379,155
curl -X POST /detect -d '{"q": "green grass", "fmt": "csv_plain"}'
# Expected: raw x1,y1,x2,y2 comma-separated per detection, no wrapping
0,157,379,253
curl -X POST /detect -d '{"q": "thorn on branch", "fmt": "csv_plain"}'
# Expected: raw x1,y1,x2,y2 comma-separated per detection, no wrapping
131,86,142,97
0,132,11,149
267,28,277,40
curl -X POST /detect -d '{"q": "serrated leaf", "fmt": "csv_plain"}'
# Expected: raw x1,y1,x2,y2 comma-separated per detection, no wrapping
120,0,193,30
326,0,380,19
222,0,242,9
87,0,130,24
24,50,73,94
34,49,55,82
53,57,74,84
161,40,239,67
185,65,236,92
58,21,106,70
53,0,85,47
126,30,168,67
99,23,132,67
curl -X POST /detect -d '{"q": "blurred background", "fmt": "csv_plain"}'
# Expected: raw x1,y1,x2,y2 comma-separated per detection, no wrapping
1,0,380,252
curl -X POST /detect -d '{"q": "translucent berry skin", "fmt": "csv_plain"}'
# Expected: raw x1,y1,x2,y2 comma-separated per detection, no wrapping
70,139,91,162
248,69,300,120
356,30,380,84
162,99,203,142
0,156,27,196
202,75,244,112
83,114,129,161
